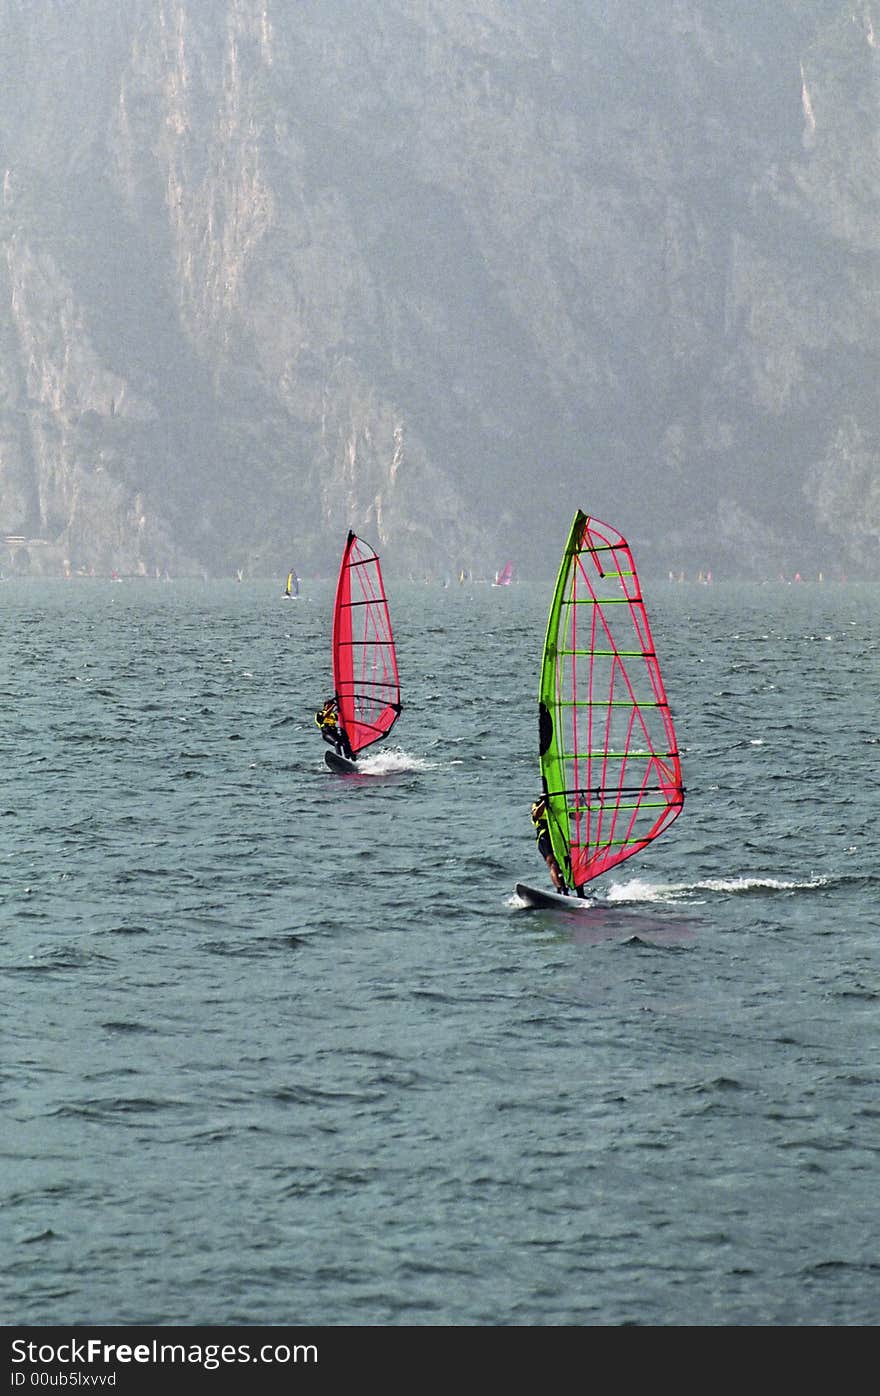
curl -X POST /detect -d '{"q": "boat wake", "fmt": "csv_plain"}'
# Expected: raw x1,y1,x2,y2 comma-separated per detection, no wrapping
605,874,830,904
355,748,433,775
506,886,698,946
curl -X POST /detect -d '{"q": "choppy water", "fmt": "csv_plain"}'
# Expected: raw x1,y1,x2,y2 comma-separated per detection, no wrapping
2,576,878,1327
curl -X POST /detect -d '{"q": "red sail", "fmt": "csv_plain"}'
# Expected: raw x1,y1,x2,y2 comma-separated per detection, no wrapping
331,532,402,755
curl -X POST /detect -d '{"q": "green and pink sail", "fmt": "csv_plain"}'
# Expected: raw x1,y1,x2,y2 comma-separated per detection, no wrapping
332,531,402,756
538,512,684,891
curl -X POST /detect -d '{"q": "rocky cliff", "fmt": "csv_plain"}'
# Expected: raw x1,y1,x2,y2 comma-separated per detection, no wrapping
1,0,878,579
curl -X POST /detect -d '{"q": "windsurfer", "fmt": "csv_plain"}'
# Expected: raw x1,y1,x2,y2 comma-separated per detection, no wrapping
315,698,354,761
530,796,568,895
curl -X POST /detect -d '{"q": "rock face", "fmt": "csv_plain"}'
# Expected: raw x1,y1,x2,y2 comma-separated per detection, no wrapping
1,0,878,579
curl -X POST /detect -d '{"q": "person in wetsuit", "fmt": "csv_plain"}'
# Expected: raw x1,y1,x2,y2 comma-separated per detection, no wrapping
315,697,354,761
530,796,568,894
530,796,590,898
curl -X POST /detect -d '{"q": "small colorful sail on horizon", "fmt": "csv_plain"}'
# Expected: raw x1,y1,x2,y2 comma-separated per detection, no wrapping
493,561,513,586
284,568,299,598
331,532,402,756
538,511,684,890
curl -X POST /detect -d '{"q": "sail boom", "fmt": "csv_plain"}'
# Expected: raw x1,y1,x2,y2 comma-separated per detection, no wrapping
556,699,669,709
577,748,667,758
559,648,655,658
563,592,638,602
551,804,682,820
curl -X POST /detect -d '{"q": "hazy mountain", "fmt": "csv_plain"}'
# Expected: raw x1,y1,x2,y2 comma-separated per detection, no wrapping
1,0,878,579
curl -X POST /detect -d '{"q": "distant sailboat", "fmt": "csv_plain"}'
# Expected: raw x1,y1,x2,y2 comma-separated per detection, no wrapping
492,561,513,586
283,568,300,599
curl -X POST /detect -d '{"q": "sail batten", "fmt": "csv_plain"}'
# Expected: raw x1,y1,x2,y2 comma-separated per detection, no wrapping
538,510,684,890
331,532,401,756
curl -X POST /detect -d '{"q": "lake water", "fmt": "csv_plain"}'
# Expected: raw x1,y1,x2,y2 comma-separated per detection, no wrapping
2,575,878,1327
